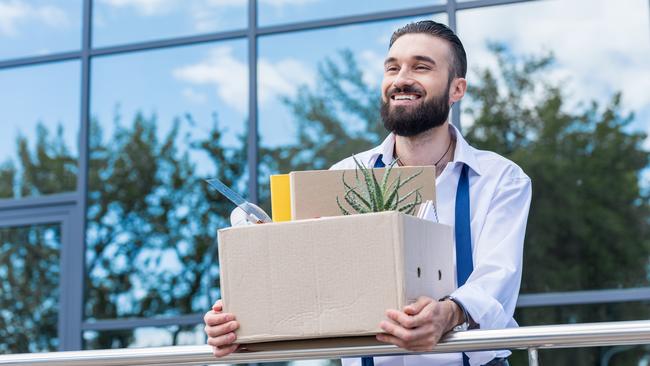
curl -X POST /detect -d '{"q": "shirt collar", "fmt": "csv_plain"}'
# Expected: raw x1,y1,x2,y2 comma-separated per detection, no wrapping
450,124,483,176
375,124,483,176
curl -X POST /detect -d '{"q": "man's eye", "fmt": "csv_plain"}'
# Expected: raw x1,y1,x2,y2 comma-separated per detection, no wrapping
415,65,430,70
385,66,398,72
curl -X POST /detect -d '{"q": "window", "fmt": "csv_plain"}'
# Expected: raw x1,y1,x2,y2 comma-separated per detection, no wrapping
0,61,80,198
259,0,444,27
0,0,82,60
0,223,61,353
92,0,247,47
86,41,248,321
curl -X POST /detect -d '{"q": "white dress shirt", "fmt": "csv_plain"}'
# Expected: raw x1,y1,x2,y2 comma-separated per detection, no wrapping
331,125,532,366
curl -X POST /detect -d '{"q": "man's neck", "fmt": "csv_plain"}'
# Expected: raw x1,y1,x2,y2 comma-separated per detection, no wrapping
394,122,453,168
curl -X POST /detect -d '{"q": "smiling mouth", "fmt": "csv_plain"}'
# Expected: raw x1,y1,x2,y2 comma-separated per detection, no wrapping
390,93,422,102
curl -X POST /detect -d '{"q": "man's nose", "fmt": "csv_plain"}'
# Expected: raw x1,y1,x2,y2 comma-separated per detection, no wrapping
392,69,415,89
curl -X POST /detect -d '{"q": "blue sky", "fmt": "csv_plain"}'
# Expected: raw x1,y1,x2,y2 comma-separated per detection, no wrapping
1,0,650,184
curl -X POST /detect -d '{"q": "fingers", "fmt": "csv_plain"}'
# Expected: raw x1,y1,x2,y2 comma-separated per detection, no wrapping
386,309,426,329
211,344,239,358
205,320,239,338
204,311,236,326
386,298,437,329
206,299,239,359
207,331,238,348
403,296,434,316
212,299,223,312
379,318,432,343
376,332,433,351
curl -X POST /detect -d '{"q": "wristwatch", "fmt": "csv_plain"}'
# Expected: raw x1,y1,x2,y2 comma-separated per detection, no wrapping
440,295,470,331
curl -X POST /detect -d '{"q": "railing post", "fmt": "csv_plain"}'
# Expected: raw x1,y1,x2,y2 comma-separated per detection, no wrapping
528,348,539,366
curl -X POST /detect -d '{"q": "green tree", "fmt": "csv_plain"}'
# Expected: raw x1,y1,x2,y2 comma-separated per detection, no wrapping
83,110,245,348
0,110,246,351
0,124,76,353
0,224,60,353
463,43,650,365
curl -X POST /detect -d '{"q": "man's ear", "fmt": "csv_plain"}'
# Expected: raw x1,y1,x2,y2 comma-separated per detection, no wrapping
449,77,467,104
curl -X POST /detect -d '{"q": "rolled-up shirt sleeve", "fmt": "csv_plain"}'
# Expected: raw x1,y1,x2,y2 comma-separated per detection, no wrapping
451,174,532,330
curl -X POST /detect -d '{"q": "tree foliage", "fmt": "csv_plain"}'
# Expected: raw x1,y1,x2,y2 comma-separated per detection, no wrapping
462,43,650,365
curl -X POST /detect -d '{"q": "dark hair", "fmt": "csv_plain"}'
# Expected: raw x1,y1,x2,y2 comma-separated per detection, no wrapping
389,20,467,80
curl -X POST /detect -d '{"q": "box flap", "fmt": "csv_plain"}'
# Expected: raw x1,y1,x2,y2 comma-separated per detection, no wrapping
289,166,436,220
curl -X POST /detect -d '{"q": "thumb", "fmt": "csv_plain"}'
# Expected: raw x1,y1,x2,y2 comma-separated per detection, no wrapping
212,299,223,312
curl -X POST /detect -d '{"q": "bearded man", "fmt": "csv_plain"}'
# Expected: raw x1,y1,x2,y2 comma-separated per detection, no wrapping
205,20,532,366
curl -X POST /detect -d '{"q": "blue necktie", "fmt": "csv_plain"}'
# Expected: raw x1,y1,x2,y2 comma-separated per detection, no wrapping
362,156,473,366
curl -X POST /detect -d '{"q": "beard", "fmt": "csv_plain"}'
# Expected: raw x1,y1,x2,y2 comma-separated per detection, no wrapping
381,86,451,137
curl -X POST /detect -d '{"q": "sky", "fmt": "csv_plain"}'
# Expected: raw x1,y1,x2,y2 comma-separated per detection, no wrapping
1,0,648,175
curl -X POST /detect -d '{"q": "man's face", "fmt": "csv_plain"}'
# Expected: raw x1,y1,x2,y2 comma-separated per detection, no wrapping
381,33,455,137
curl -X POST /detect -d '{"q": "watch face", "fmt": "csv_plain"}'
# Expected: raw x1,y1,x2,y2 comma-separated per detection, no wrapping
453,323,470,332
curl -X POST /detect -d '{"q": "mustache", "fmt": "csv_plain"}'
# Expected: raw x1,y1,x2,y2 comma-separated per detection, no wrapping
386,85,425,98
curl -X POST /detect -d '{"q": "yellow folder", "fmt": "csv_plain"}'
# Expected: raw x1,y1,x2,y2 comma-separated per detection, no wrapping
270,174,292,222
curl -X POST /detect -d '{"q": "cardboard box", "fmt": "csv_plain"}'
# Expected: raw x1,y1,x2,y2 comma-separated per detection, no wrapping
218,211,455,344
290,166,436,220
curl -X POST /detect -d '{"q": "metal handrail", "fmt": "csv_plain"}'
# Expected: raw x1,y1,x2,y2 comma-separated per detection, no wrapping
1,320,649,366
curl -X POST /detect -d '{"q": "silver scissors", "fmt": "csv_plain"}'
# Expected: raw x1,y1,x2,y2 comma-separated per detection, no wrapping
205,177,272,224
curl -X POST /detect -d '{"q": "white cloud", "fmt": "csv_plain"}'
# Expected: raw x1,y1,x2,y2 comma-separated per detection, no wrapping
173,46,315,113
260,0,318,6
99,0,175,16
173,46,248,112
181,88,208,104
0,1,69,36
459,0,650,114
206,0,317,6
0,1,28,36
36,5,69,27
358,49,384,88
258,58,315,103
205,0,246,6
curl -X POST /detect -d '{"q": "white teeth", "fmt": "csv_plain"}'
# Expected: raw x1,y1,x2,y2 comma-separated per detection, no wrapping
394,95,417,100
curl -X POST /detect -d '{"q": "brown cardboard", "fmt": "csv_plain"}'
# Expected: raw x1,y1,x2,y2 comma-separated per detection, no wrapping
218,211,455,344
290,166,436,220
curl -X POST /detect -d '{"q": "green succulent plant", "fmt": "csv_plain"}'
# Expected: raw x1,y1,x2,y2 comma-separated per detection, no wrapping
336,156,423,215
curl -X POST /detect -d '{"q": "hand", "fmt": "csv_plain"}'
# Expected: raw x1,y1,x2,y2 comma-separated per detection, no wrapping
204,299,240,357
376,296,461,351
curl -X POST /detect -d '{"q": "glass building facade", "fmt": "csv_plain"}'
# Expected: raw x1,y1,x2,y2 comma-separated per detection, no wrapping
1,0,649,364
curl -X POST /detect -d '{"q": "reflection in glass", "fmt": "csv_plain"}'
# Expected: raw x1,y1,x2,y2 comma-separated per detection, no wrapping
0,61,80,199
456,0,650,293
83,324,204,349
257,15,446,212
0,0,82,60
92,0,247,47
0,224,60,353
86,41,247,322
511,302,650,365
259,0,444,27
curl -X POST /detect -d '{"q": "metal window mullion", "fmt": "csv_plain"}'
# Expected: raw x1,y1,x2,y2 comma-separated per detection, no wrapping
455,0,538,11
0,52,82,70
89,30,248,58
256,4,447,36
247,0,259,203
58,0,92,352
517,287,650,308
82,314,204,331
447,0,462,131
